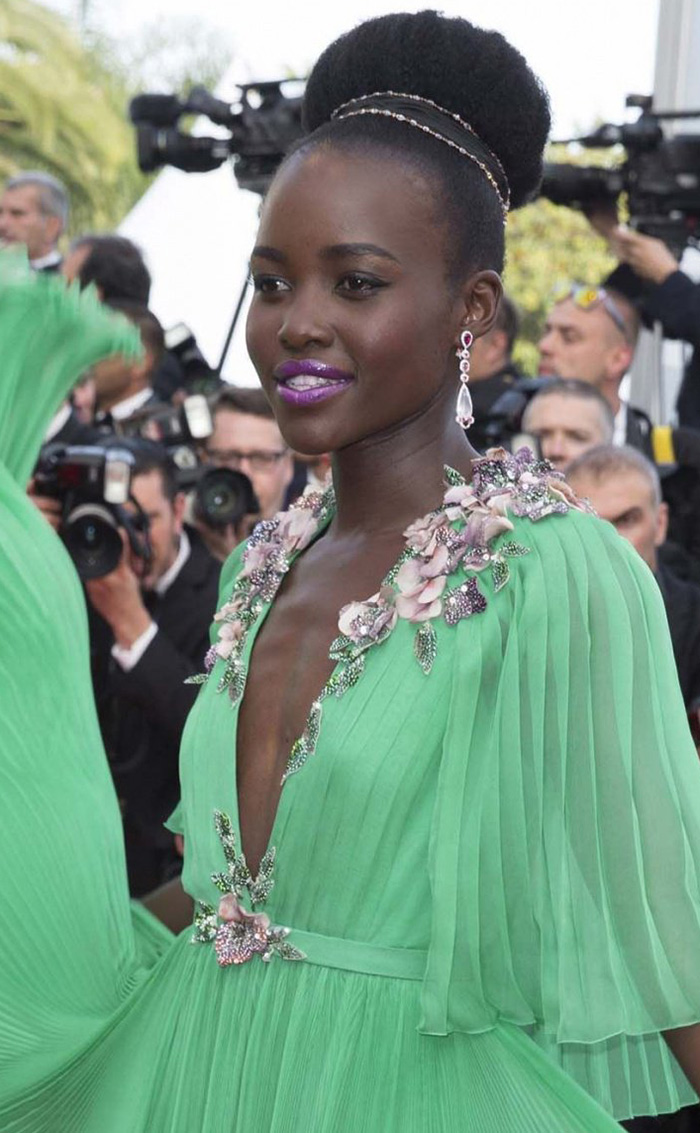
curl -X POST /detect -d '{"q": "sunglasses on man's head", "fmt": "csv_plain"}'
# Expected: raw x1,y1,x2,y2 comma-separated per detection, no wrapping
552,284,630,342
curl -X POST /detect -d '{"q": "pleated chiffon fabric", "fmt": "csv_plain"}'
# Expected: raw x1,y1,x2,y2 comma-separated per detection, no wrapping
1,254,700,1130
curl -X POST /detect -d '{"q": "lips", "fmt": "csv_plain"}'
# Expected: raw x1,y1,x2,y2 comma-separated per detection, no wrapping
274,359,355,383
273,359,354,407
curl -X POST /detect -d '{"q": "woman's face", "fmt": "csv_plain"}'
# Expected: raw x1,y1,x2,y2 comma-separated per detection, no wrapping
246,146,496,456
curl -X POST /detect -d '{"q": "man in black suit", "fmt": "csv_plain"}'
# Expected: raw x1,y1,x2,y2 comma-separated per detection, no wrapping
0,171,68,272
85,440,220,895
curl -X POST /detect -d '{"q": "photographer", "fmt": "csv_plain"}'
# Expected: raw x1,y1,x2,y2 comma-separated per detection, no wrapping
586,206,700,428
30,437,220,896
197,386,293,560
85,439,219,895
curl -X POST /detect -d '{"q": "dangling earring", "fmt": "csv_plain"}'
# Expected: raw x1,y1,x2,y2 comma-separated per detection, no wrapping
455,328,474,429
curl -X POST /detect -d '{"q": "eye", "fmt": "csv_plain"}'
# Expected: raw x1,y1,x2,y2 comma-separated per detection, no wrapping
250,274,291,296
336,272,387,297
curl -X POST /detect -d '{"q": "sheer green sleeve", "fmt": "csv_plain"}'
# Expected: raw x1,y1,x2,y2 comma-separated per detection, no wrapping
0,250,140,485
420,508,700,1120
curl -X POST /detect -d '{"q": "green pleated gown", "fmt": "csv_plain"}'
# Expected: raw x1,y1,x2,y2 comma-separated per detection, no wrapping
2,255,700,1131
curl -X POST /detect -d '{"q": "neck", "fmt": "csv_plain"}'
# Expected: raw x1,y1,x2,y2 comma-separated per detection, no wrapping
599,377,621,416
101,381,149,413
329,389,478,536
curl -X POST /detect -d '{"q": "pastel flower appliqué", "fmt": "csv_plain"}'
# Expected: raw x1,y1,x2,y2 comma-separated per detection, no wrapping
192,811,305,967
194,449,590,781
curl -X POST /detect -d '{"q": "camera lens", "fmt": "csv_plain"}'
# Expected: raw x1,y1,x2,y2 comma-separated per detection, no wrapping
63,504,124,580
194,468,257,528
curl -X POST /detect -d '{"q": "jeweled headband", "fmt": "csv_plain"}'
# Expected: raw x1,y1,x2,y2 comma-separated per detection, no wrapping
331,91,510,222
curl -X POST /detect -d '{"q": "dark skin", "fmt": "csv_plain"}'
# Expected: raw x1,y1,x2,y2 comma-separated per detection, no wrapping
146,144,700,1096
241,146,500,875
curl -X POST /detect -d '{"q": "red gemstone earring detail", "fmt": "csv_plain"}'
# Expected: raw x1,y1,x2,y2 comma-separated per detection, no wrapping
455,328,474,429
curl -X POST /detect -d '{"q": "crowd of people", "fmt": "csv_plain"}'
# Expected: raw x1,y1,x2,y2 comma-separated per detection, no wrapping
5,9,700,1130
5,162,700,915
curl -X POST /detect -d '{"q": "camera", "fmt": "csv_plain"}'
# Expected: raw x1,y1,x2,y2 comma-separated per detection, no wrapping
541,95,700,255
34,444,151,580
165,322,222,395
129,82,304,196
470,378,551,456
120,395,260,529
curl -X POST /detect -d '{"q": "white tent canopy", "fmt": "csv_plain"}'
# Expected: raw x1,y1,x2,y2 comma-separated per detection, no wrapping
118,60,279,387
119,162,260,385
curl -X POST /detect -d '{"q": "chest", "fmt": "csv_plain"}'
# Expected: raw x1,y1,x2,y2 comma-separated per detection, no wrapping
238,535,404,758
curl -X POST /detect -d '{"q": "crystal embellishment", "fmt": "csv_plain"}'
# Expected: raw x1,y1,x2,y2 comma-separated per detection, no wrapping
192,810,305,967
193,448,590,786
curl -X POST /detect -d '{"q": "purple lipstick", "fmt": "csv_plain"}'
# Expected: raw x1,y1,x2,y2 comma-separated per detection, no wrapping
273,359,354,406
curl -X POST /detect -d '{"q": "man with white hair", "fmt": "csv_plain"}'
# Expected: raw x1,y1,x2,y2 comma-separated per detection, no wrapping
0,171,68,271
567,444,700,714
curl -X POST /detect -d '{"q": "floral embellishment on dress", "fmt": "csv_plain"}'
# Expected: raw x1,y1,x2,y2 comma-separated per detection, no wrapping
192,810,305,966
187,486,335,702
193,448,590,782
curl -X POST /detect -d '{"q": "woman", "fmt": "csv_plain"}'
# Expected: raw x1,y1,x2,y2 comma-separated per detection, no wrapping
2,12,700,1132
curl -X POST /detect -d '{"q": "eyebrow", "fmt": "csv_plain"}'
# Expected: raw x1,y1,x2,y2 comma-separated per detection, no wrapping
250,242,400,266
611,507,642,524
251,245,286,264
320,243,400,264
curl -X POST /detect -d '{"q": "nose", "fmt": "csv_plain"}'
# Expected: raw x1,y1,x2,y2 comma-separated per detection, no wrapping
540,433,566,470
278,287,333,352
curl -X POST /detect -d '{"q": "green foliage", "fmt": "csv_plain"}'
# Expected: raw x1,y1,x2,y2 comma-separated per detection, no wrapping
0,0,231,238
503,144,621,373
0,0,148,233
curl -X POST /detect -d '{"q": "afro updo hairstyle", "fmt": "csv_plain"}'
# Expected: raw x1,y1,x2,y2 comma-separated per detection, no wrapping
294,10,550,283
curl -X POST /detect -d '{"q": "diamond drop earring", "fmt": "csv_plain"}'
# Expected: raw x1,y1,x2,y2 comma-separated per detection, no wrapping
455,328,474,429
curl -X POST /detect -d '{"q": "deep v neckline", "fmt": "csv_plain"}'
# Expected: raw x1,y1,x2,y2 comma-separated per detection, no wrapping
231,508,339,877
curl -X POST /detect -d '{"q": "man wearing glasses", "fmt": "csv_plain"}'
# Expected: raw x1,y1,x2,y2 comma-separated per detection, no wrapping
199,388,295,564
537,285,652,455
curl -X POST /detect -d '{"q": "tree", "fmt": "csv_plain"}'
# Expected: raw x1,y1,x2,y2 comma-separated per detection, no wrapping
0,0,147,233
503,145,620,372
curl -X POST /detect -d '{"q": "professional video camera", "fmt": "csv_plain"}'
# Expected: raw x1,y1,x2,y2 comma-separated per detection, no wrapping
541,96,700,255
34,444,151,580
129,82,304,195
121,394,259,529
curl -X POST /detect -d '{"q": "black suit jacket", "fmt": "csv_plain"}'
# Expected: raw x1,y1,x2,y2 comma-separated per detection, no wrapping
49,409,99,447
625,404,654,459
89,526,220,895
657,564,700,710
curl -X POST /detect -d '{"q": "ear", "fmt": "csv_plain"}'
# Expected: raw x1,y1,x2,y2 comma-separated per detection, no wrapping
453,270,503,347
133,348,154,382
44,214,62,245
606,342,634,382
172,491,187,534
655,500,669,547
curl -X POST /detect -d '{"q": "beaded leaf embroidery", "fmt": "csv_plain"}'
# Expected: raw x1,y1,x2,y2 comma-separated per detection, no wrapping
192,810,305,966
192,448,589,782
